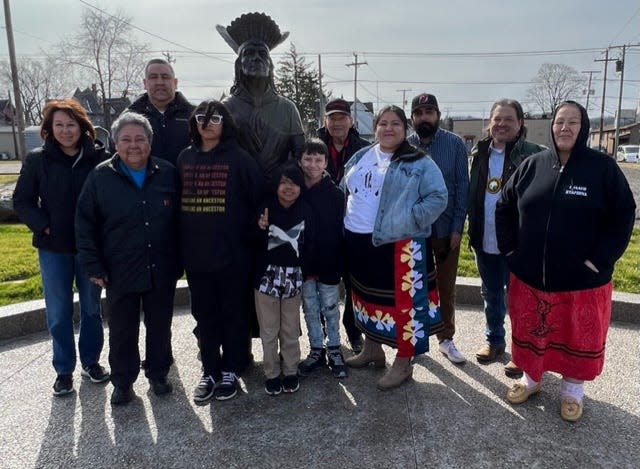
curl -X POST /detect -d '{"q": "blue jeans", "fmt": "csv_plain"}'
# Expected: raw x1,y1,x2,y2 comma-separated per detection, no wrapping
474,250,510,347
39,249,104,375
301,280,341,349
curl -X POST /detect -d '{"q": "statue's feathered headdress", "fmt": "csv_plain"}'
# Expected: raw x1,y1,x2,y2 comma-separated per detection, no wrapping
216,12,289,54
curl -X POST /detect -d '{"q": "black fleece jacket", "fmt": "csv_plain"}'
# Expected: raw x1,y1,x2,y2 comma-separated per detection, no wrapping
496,101,635,291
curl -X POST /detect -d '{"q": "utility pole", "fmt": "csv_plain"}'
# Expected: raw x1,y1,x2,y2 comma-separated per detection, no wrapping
396,88,412,114
614,44,626,153
581,70,600,112
595,43,640,154
3,0,27,159
346,53,367,129
317,54,324,127
594,50,615,152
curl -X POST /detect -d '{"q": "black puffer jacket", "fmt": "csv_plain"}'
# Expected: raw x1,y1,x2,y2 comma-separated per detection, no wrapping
496,101,635,291
128,92,195,166
12,137,108,253
75,155,181,294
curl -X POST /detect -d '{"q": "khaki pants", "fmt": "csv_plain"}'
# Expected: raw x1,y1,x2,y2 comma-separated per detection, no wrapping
254,291,301,379
431,237,461,342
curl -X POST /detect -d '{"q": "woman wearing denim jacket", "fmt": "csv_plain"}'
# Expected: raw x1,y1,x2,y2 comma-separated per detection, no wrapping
341,105,448,390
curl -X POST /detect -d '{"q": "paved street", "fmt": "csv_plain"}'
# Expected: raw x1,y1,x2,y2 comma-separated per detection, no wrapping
1,306,638,468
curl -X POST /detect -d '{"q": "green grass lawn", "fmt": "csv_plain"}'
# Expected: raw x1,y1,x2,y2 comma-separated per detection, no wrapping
0,223,638,306
457,227,640,293
0,224,41,306
0,175,18,185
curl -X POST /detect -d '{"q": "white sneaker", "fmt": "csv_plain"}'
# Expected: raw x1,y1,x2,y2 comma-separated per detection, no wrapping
439,339,466,364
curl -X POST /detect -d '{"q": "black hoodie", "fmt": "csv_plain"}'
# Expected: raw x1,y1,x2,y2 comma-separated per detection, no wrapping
496,101,635,291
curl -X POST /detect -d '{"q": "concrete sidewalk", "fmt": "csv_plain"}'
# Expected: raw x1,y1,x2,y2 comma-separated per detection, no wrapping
1,305,638,468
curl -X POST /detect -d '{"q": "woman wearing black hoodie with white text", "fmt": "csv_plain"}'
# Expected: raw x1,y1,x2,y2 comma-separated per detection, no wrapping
496,101,635,422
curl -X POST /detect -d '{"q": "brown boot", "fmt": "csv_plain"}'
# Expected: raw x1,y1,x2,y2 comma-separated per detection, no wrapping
345,337,386,369
377,356,413,390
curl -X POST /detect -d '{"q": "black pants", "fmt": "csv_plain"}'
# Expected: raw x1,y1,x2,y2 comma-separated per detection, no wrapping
187,267,249,379
342,261,361,343
106,284,175,388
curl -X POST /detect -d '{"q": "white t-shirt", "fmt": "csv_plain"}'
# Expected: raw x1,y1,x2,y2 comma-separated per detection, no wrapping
344,145,393,234
483,144,505,254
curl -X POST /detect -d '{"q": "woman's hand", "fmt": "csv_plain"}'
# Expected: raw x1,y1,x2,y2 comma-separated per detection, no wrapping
258,207,269,230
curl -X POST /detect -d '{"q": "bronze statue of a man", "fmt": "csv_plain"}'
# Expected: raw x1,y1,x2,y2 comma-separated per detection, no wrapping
217,13,304,180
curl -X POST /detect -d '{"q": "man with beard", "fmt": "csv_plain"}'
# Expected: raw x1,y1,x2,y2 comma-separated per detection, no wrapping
408,93,469,364
128,59,194,166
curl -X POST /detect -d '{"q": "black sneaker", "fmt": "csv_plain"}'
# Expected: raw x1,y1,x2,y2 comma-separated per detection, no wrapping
111,385,134,405
297,348,326,376
327,348,348,379
282,375,299,394
53,374,74,396
214,372,238,401
81,364,110,383
265,377,282,396
149,376,173,395
193,375,215,405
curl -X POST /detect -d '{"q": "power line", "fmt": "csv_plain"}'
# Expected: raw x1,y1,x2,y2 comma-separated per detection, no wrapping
77,0,233,64
608,6,640,46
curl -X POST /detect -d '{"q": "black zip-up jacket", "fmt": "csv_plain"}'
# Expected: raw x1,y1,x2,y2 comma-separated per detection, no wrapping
75,155,181,294
128,92,195,166
496,101,635,292
317,126,370,182
177,140,264,272
467,132,544,251
301,173,344,285
13,137,108,253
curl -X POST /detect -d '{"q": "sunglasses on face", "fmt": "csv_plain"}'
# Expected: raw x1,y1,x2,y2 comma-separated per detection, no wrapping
195,114,223,125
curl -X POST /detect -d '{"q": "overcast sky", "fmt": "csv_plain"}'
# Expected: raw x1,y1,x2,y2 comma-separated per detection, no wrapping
2,0,640,118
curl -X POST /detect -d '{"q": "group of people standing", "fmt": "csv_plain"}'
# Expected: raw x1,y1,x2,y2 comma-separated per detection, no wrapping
13,45,635,421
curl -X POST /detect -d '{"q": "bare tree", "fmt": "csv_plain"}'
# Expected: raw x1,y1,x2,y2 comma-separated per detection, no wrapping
58,7,148,128
0,57,71,125
527,63,585,116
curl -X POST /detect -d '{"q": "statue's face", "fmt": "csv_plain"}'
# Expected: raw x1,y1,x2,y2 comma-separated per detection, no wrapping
239,42,271,78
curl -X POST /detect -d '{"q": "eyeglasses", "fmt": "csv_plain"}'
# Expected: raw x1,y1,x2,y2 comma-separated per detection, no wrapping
195,114,223,125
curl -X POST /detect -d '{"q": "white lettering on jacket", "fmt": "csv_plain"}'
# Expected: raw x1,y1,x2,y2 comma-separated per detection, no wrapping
565,184,588,197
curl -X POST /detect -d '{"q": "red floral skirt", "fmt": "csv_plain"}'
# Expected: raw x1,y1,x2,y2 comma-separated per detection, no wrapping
508,274,612,382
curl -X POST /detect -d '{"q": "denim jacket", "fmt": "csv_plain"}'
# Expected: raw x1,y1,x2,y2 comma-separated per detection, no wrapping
341,141,447,246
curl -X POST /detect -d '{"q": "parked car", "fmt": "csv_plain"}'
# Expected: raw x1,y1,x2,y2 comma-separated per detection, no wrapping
616,145,639,163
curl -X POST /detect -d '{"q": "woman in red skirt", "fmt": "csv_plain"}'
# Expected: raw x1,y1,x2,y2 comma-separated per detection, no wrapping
341,105,448,390
496,101,635,421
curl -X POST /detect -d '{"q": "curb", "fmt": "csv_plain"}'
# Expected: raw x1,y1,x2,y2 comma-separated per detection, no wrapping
0,277,638,341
